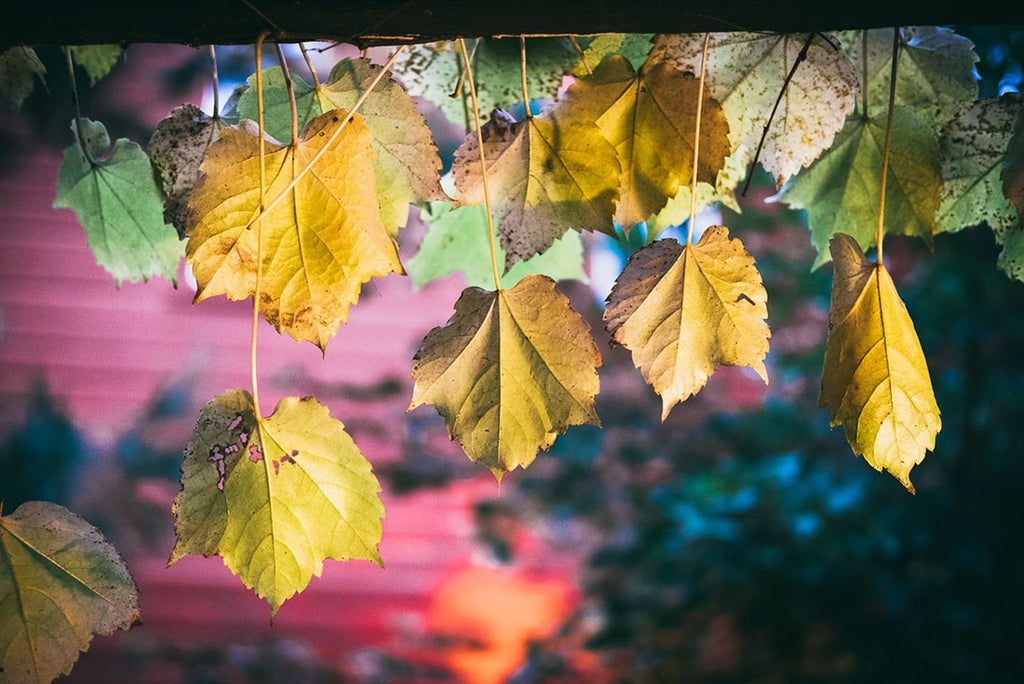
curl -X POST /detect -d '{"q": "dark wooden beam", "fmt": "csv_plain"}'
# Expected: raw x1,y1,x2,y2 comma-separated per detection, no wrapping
4,0,1024,48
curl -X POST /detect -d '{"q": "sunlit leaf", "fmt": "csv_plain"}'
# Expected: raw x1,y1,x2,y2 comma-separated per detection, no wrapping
819,233,941,493
0,47,45,109
409,275,601,479
170,390,384,615
604,227,769,419
0,501,140,684
647,144,748,237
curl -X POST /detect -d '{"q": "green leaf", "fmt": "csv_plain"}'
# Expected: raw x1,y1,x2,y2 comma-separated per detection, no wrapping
236,67,321,144
409,275,602,479
571,34,654,75
0,47,46,109
407,202,588,289
171,390,384,615
778,106,941,267
998,97,1024,282
452,108,620,266
69,45,122,86
53,118,183,285
836,27,978,132
0,501,140,684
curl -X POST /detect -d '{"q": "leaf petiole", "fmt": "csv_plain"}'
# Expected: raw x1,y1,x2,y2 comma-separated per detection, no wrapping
687,33,711,247
63,46,97,166
876,27,901,267
251,30,271,422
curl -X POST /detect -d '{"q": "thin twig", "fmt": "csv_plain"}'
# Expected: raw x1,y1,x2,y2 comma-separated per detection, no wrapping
299,43,322,90
275,43,299,144
569,35,592,75
209,45,221,118
876,27,900,267
520,37,532,118
688,33,711,247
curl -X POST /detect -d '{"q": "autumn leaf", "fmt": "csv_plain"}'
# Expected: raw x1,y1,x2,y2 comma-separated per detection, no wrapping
187,112,401,350
819,233,941,493
452,108,619,266
836,27,978,132
149,103,232,238
571,33,654,75
409,275,601,479
407,202,587,290
604,227,769,419
778,106,941,267
647,145,748,237
69,45,122,85
54,118,184,285
649,32,857,186
0,501,140,684
0,47,45,109
559,55,730,229
170,390,384,614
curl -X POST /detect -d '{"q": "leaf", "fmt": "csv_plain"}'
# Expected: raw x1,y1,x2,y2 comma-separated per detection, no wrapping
0,47,45,109
559,55,730,229
777,106,941,267
649,32,857,186
571,34,654,75
999,98,1024,282
409,275,602,478
187,112,401,350
937,94,1020,236
819,233,941,493
53,118,184,285
647,144,748,237
148,104,232,238
452,108,619,267
407,202,588,290
0,501,140,684
170,390,384,615
394,38,578,127
836,27,978,132
69,45,122,85
603,227,769,420
236,67,321,144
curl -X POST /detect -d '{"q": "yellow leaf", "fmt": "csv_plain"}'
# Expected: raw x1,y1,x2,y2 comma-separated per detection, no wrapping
452,108,620,268
819,233,941,493
187,111,402,350
409,275,601,479
604,227,769,420
559,55,730,229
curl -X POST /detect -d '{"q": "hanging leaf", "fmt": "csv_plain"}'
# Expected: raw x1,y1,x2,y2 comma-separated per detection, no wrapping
0,47,46,109
409,275,601,479
148,103,232,238
452,108,619,266
778,106,941,267
395,38,578,127
236,67,320,144
559,55,730,230
571,33,655,75
604,227,769,419
0,501,140,684
170,390,384,615
69,45,123,85
407,202,587,290
54,118,183,285
187,112,401,350
836,27,978,132
819,233,941,493
937,95,1020,240
999,99,1024,282
649,32,857,186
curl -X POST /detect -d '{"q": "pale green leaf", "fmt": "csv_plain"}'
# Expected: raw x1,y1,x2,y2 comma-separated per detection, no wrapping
409,275,601,479
69,45,122,86
0,501,140,684
0,47,46,109
571,34,654,75
53,118,183,285
236,67,321,144
820,233,941,493
170,390,384,615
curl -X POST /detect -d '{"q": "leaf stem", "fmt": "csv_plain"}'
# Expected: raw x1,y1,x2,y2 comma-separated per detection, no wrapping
520,37,532,118
687,33,711,248
274,43,299,144
209,45,221,118
876,27,900,267
299,43,321,90
251,30,271,421
569,36,592,75
244,45,407,231
458,37,504,292
63,46,96,165
742,33,815,196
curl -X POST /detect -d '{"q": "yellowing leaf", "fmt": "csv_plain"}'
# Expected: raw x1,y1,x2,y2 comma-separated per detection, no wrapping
69,45,122,85
54,118,184,285
819,233,941,493
604,227,769,420
409,275,601,478
187,112,401,350
0,501,140,684
452,108,619,267
559,55,730,229
778,106,941,267
649,32,857,186
170,390,384,615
